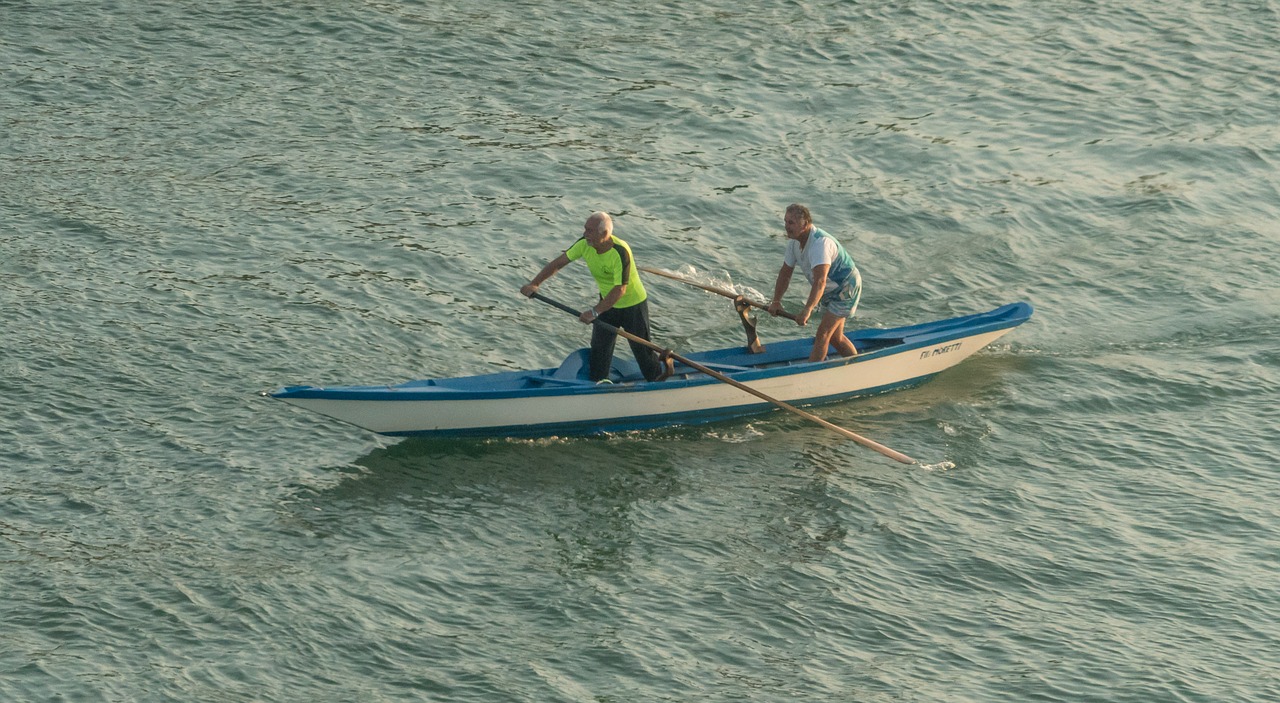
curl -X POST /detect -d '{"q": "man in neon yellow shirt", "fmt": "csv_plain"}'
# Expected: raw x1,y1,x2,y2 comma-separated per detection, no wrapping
521,212,666,383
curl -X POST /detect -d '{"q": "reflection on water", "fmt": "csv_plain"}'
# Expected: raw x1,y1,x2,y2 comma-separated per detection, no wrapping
289,435,689,576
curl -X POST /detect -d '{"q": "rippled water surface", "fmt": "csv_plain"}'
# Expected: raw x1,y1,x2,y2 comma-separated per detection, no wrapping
3,0,1278,700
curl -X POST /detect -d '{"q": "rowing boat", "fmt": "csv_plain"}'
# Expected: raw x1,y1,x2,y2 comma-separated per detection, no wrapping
268,301,1032,438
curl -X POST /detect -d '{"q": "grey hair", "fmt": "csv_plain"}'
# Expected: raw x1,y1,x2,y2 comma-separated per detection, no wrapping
785,203,812,225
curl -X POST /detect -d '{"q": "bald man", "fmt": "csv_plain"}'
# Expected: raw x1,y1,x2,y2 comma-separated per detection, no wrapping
522,212,666,383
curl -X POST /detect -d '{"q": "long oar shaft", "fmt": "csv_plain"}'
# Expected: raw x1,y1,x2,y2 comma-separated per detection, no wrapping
639,266,799,321
529,292,914,464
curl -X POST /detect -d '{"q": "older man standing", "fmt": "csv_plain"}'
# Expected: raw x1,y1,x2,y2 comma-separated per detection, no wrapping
766,203,863,361
521,212,666,383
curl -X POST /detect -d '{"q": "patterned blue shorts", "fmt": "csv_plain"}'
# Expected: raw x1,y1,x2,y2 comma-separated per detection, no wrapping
821,270,862,319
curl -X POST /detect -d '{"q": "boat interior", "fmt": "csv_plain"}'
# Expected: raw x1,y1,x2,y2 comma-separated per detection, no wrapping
533,329,909,386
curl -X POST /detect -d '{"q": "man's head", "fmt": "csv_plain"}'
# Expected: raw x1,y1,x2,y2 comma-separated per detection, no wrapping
584,211,613,246
784,203,812,239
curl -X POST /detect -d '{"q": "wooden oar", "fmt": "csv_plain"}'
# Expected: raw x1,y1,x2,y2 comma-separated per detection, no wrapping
529,292,915,465
639,266,799,321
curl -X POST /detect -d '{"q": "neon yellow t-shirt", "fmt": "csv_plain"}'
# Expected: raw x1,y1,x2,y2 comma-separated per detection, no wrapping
565,236,648,308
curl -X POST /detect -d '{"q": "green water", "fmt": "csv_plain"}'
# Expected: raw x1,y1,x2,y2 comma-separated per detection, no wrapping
2,1,1278,700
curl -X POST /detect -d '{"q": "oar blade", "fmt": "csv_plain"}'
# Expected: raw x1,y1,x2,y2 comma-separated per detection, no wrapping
640,265,799,321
